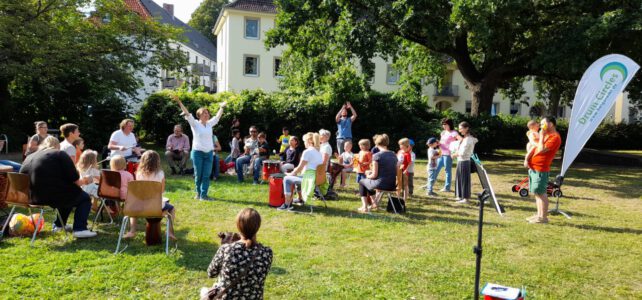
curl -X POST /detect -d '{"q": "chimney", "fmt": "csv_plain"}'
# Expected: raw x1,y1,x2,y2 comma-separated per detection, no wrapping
162,3,174,16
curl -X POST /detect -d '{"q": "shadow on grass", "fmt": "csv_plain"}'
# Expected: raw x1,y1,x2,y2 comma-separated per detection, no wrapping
552,222,642,235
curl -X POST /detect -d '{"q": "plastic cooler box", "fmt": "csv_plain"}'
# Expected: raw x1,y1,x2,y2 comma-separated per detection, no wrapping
268,173,285,207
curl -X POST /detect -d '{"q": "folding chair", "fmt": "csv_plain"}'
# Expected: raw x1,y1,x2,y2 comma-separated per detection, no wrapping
91,170,123,230
310,166,329,213
373,167,406,214
0,173,69,245
114,181,176,255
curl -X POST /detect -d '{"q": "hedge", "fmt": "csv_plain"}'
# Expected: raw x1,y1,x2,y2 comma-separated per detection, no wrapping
136,90,642,156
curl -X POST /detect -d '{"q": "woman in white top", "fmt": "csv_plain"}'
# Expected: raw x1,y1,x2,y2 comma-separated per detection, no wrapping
278,132,323,211
108,119,142,160
173,95,226,201
318,129,332,171
452,121,478,204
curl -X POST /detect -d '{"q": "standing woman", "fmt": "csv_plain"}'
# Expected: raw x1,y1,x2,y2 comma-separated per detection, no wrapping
173,95,226,201
434,118,460,193
452,122,478,204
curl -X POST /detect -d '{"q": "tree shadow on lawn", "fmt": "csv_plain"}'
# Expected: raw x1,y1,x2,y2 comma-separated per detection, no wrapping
551,222,642,235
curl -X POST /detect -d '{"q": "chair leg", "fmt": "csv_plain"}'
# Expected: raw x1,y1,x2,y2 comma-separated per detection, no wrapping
114,216,129,254
30,208,44,247
165,215,177,255
91,198,106,231
388,193,398,214
0,206,16,242
54,208,70,242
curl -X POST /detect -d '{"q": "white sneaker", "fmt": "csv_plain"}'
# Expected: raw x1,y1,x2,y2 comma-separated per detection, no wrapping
456,199,469,204
73,230,97,238
53,224,73,233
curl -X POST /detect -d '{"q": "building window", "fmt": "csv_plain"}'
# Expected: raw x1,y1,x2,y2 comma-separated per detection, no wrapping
557,106,566,118
465,101,472,114
244,55,259,76
245,18,259,39
510,102,521,115
491,102,500,116
386,64,399,85
273,57,282,77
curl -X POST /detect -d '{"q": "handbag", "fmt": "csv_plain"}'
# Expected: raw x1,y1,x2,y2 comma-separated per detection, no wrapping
386,196,406,213
201,247,257,300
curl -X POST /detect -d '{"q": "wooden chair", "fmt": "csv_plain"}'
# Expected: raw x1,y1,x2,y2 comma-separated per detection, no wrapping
114,181,175,255
0,173,69,245
91,170,123,230
373,167,406,214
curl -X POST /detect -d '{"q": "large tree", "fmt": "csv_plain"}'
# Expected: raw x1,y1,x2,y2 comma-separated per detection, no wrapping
267,0,642,116
188,0,228,44
0,0,187,148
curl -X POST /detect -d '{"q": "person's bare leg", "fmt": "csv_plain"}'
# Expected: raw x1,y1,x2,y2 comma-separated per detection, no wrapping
540,194,549,219
534,195,542,218
124,217,137,238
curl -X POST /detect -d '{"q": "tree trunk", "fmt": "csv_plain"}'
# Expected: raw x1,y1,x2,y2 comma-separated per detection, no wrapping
468,80,497,116
547,88,561,117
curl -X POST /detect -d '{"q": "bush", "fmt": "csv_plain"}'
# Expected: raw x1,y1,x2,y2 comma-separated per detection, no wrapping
136,90,642,156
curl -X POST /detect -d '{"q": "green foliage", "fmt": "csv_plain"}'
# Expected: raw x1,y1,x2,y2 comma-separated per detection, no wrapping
268,0,642,116
0,0,188,150
188,0,227,44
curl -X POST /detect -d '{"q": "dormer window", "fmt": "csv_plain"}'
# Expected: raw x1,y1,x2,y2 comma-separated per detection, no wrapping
245,18,259,39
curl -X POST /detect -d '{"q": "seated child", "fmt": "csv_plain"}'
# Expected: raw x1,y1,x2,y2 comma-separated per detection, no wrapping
281,136,301,173
526,120,540,153
108,155,134,216
72,138,85,165
356,139,372,184
76,150,100,198
124,150,176,240
337,140,354,188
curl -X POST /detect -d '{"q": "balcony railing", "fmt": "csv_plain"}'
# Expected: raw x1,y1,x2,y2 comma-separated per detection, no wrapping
191,63,211,76
162,78,177,89
434,85,459,97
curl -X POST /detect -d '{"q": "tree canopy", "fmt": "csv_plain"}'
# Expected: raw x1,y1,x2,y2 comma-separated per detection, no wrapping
267,0,642,116
0,0,187,149
188,0,228,44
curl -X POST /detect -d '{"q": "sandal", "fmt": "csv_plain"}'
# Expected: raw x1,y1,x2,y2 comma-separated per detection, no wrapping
357,207,370,213
123,232,137,239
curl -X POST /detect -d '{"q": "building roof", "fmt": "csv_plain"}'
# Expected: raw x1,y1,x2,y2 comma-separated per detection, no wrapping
224,0,277,14
124,0,151,18
132,0,217,62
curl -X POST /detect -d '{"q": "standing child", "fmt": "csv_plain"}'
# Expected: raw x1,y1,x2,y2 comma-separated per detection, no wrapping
225,129,242,164
426,137,440,196
109,155,134,216
407,139,416,196
355,139,372,184
397,138,412,197
337,140,354,188
76,150,101,199
277,127,290,161
124,150,176,240
526,120,540,153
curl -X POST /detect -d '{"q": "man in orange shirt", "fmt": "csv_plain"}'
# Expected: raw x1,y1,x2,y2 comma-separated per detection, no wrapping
524,116,562,224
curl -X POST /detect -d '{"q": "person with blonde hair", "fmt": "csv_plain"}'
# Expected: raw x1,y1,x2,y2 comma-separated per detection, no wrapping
173,94,227,201
278,132,324,210
203,208,272,299
124,150,176,239
76,150,100,198
19,136,97,238
357,134,399,213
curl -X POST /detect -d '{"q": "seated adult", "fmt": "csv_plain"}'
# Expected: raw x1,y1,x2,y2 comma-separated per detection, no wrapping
19,136,97,238
108,119,142,161
25,121,50,157
280,136,301,173
165,124,190,175
0,140,21,172
203,208,272,299
357,134,399,213
278,132,323,210
235,126,259,183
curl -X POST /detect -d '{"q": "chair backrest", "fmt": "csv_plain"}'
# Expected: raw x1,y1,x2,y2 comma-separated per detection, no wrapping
123,181,163,218
6,172,30,205
315,166,327,186
98,170,122,200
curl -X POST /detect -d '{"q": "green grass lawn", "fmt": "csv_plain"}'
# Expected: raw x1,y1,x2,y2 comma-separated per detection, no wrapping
1,151,641,299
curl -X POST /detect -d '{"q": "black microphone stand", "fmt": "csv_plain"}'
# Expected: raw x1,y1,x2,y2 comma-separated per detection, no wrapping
474,189,491,300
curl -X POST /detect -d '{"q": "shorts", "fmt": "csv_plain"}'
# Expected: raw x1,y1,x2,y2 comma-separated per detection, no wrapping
528,169,549,195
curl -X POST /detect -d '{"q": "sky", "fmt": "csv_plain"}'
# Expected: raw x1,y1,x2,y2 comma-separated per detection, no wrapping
152,0,205,24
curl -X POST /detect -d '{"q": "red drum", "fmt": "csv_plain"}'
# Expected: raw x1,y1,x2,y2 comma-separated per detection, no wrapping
127,162,139,179
268,173,285,207
262,160,281,181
